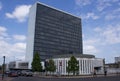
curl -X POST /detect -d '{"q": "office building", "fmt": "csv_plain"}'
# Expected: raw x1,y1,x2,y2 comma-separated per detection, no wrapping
26,2,83,68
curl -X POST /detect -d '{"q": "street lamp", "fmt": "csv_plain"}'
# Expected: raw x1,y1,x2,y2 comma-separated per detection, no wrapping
2,56,5,80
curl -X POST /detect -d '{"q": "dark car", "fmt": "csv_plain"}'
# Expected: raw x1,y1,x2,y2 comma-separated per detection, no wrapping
8,71,18,77
5,71,10,75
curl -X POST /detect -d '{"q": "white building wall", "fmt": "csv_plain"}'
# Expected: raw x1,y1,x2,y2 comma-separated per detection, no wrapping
26,3,37,69
16,61,19,68
52,58,103,75
107,68,120,74
8,61,29,70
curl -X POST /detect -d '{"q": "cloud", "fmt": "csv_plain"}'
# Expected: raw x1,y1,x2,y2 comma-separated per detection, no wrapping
94,24,120,44
105,14,116,20
6,5,31,22
0,2,2,10
81,12,99,20
75,0,119,11
83,39,99,54
83,23,120,56
94,27,102,32
83,31,99,55
97,0,119,11
13,35,26,41
0,26,7,33
0,40,26,64
105,8,120,20
0,26,8,37
83,45,98,54
97,0,111,11
0,26,26,64
102,24,120,44
75,0,92,6
12,43,26,53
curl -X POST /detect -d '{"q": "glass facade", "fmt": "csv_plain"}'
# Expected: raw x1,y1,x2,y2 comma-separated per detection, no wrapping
33,3,83,61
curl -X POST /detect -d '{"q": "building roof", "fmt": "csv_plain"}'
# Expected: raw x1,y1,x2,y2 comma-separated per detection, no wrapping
52,54,95,58
35,2,81,19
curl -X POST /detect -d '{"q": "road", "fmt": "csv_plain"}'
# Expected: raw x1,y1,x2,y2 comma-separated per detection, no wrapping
11,76,120,81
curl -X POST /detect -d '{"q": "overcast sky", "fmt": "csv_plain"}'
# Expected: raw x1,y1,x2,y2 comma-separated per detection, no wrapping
0,0,120,64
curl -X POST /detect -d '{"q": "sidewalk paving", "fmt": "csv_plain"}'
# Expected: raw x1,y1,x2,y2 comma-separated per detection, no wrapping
0,77,13,81
37,73,120,78
0,74,119,81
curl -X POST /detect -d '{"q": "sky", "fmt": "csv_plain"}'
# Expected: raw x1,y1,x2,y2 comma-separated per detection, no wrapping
0,0,120,65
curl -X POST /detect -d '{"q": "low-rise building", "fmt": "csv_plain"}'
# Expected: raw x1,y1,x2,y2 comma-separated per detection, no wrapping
46,54,104,75
115,56,120,63
105,56,120,74
8,61,29,70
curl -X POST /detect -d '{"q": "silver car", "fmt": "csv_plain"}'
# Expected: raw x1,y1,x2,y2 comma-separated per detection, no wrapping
24,71,33,76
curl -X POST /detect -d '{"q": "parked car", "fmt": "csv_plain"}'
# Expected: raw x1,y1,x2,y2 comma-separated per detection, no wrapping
17,71,22,76
21,70,26,76
8,71,18,77
5,71,10,75
24,70,33,76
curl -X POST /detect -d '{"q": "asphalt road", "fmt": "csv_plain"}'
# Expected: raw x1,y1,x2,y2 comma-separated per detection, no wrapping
11,76,120,81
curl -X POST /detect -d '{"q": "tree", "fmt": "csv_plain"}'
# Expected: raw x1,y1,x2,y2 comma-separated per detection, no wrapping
67,56,79,75
46,59,56,74
31,52,42,72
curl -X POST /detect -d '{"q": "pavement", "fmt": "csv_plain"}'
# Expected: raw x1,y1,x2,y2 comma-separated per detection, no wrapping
0,77,13,81
0,73,120,81
0,74,13,81
37,73,120,78
11,76,120,81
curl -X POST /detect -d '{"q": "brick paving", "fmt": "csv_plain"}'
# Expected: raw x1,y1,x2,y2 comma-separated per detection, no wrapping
37,73,120,78
11,76,120,81
0,74,120,81
0,77,13,81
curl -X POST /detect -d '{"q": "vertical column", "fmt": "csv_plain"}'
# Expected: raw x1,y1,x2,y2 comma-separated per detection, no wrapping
58,59,60,74
85,60,87,74
65,59,66,75
88,59,90,74
92,60,94,73
60,60,62,75
62,59,64,75
62,59,63,75
83,59,85,75
81,59,83,74
56,59,58,73
79,59,81,75
86,60,88,74
90,60,92,74
84,59,86,74
86,59,88,74
84,60,86,74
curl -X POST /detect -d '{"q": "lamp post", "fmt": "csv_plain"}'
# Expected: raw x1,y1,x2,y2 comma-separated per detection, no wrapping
2,56,5,80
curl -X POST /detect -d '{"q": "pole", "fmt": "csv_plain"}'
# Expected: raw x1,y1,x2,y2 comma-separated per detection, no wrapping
2,56,5,80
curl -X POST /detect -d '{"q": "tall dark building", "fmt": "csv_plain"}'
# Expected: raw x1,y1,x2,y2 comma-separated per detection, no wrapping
26,2,83,68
